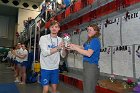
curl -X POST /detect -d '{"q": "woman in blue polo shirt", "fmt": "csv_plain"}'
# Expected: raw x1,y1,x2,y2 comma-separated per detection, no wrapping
68,24,101,93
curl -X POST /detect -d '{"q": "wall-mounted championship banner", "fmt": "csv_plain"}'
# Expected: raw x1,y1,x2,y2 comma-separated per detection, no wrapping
134,44,140,78
103,17,121,47
112,45,133,77
122,10,140,45
99,47,112,74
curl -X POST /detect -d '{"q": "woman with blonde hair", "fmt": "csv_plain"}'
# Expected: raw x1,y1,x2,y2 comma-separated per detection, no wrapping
68,24,101,93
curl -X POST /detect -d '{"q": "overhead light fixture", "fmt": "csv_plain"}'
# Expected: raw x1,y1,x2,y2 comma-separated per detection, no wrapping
32,4,38,9
22,2,29,8
1,0,9,3
12,0,19,6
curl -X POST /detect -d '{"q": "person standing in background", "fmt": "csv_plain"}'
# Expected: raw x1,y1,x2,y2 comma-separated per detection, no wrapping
15,44,28,84
63,0,70,8
39,20,66,93
67,24,101,93
40,0,55,22
13,43,23,83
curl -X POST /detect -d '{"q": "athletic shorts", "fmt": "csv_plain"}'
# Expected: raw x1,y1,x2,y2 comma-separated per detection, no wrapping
14,60,20,65
41,69,59,86
21,61,28,67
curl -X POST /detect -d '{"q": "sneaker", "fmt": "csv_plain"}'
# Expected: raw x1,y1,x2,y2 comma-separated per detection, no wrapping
14,79,20,83
14,78,20,83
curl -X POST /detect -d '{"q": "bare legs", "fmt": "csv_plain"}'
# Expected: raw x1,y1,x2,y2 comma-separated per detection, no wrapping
43,84,57,93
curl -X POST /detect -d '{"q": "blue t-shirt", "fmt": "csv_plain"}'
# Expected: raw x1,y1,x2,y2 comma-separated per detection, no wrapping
83,38,101,65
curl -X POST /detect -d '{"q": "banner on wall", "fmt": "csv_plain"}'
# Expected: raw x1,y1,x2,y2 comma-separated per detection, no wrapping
122,10,140,45
112,45,133,77
134,44,140,78
99,47,112,74
103,17,121,47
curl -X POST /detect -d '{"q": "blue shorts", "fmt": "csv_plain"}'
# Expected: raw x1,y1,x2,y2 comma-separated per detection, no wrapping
21,61,28,67
14,60,19,65
41,69,59,86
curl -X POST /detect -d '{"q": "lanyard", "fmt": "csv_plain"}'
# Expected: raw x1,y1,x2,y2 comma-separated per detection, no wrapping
50,34,58,47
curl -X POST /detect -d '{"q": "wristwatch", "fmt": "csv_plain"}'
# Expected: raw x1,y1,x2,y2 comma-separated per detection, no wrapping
57,47,61,52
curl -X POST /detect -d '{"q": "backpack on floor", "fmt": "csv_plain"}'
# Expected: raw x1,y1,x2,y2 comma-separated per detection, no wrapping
26,71,38,83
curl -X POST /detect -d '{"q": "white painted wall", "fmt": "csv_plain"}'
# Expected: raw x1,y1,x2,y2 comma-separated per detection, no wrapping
18,8,40,33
